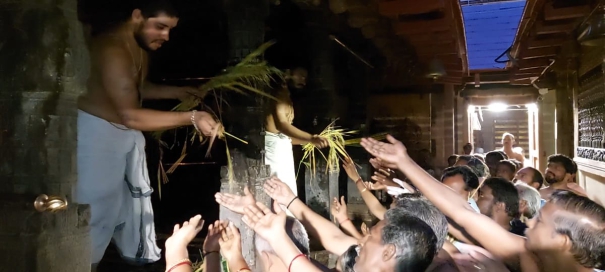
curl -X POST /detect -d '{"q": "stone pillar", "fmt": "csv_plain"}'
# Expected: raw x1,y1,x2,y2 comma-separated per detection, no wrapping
432,85,456,170
220,0,271,271
301,7,339,221
0,0,91,271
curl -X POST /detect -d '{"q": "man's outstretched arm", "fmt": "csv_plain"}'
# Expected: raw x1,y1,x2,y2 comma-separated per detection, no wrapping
100,45,217,133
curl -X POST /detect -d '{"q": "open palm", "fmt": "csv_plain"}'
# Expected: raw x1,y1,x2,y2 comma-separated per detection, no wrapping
361,135,407,168
242,202,287,242
263,177,296,205
215,186,256,214
165,215,205,250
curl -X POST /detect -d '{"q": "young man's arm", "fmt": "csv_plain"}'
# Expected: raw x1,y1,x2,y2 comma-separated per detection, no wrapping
100,45,216,133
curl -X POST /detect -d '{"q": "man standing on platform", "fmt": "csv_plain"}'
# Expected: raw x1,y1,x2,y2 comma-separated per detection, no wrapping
77,1,219,269
264,66,329,195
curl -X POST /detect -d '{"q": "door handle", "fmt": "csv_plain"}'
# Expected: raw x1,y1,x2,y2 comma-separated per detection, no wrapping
34,194,68,213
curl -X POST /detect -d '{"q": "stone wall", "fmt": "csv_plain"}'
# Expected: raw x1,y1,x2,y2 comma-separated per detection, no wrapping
0,0,91,270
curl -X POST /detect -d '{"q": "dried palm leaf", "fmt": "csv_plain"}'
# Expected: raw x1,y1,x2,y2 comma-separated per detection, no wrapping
343,132,388,146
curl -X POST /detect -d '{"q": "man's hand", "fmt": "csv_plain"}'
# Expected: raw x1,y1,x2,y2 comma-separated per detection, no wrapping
342,157,361,181
263,177,297,206
193,111,219,136
452,244,510,272
371,168,399,188
218,222,243,262
241,202,287,243
203,220,226,254
165,215,204,261
215,186,256,214
363,181,386,191
330,196,349,223
360,135,408,168
311,135,329,149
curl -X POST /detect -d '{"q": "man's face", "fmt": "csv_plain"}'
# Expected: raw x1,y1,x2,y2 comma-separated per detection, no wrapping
514,167,539,189
476,185,496,217
544,162,569,185
496,164,515,181
442,174,469,200
134,12,179,51
502,135,514,148
289,68,307,89
524,203,567,252
355,221,392,272
463,145,472,155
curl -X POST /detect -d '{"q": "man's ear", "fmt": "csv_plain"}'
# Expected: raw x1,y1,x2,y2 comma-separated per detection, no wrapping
131,9,143,23
519,199,527,211
382,244,396,262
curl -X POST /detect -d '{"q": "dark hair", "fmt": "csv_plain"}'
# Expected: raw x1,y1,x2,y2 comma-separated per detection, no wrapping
467,157,490,178
383,208,437,272
394,194,448,250
497,160,518,174
456,155,473,163
483,177,520,218
448,154,459,163
550,190,605,269
473,154,485,162
486,151,507,162
524,167,545,188
340,244,358,272
441,166,480,191
136,0,179,19
547,154,578,175
463,143,473,149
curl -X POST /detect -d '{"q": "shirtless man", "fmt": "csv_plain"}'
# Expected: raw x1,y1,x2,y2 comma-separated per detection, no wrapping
539,154,580,200
264,66,328,195
77,1,218,269
500,133,525,164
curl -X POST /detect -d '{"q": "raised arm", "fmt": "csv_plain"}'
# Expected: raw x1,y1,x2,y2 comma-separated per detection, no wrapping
264,177,357,255
361,136,527,268
343,159,387,220
99,44,216,133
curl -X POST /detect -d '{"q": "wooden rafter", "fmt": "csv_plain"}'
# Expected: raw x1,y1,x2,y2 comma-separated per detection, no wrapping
378,0,446,17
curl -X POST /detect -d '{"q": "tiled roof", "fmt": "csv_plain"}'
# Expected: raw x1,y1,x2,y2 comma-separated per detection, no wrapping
462,0,526,70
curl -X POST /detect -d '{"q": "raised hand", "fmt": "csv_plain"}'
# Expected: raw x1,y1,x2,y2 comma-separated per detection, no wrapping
242,202,287,243
263,177,297,206
452,244,510,272
363,181,386,191
342,157,361,181
218,222,243,262
360,135,407,168
215,186,256,214
330,196,349,223
203,220,226,254
566,182,588,197
165,215,205,261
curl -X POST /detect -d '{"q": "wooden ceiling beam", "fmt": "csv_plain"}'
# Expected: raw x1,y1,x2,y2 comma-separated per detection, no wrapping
544,4,590,21
416,43,458,56
510,67,545,74
378,0,445,17
516,58,551,70
519,47,558,59
393,18,450,35
510,78,534,85
534,21,576,35
527,38,565,49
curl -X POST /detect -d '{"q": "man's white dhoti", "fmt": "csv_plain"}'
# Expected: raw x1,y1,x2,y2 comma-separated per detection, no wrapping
76,110,161,264
265,132,297,195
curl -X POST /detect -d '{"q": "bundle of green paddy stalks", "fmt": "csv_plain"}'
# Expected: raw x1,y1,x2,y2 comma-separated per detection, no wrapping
300,121,357,176
300,126,388,177
154,41,282,196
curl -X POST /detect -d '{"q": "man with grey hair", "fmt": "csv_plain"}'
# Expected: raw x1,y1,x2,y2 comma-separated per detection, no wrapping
514,182,541,220
254,216,312,272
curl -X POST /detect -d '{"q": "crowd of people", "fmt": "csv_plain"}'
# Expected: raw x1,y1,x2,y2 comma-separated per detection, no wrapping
163,133,605,272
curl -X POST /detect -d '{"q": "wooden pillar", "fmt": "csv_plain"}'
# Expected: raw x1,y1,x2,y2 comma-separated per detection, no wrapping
220,0,271,271
0,0,91,270
554,41,579,157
